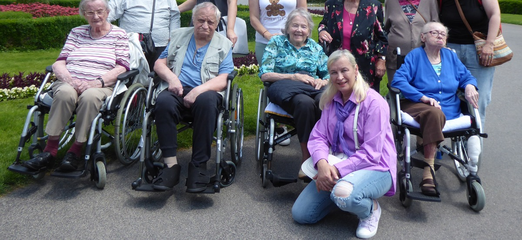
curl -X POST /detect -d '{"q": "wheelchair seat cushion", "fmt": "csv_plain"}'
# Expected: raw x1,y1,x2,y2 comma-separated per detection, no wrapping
265,102,293,118
400,111,471,132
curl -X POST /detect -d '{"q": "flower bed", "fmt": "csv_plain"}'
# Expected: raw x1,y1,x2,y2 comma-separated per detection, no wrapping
0,3,78,18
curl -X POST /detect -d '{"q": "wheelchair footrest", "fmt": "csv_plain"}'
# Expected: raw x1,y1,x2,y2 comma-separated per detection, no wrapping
8,163,46,176
407,191,441,202
268,172,297,187
51,170,87,178
133,183,165,192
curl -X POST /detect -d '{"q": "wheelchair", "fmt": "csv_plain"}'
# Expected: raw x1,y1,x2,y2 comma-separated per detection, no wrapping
255,82,299,188
386,47,488,212
7,65,147,189
131,70,244,193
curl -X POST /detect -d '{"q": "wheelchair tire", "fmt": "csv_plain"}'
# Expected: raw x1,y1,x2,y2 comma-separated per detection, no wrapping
453,137,469,182
261,161,268,188
219,161,236,188
230,84,244,166
255,88,267,162
94,161,106,189
399,174,413,207
114,83,147,166
467,180,485,212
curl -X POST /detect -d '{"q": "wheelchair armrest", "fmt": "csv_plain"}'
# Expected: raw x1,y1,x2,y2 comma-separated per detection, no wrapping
228,70,238,81
45,65,53,73
387,83,401,95
117,69,139,81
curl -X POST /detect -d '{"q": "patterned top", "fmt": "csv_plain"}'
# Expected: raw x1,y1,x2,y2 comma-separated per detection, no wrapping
57,25,130,82
399,0,420,22
318,0,387,86
259,35,329,80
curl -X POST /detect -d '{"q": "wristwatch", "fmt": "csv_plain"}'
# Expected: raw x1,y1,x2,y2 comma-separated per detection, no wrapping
97,77,105,88
378,56,386,61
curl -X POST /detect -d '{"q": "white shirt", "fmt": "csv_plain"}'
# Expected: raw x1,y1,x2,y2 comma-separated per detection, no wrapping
108,0,180,47
255,0,297,44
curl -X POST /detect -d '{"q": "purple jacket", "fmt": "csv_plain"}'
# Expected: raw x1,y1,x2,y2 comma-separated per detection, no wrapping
308,89,397,196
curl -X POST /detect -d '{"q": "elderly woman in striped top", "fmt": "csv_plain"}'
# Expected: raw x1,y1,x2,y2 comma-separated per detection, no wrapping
23,0,130,173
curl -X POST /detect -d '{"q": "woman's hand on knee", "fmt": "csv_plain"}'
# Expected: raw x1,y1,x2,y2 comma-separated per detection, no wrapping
314,159,339,192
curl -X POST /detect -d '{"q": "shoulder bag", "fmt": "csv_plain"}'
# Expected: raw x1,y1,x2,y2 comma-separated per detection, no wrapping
454,0,513,67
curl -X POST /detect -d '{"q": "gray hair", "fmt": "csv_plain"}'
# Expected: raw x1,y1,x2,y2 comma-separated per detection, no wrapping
420,21,449,46
283,8,314,37
192,2,221,23
79,0,109,18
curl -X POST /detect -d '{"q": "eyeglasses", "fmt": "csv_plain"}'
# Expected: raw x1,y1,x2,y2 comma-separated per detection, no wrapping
84,9,106,17
424,30,447,37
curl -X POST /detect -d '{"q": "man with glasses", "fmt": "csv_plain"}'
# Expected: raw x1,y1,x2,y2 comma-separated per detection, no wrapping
151,2,234,193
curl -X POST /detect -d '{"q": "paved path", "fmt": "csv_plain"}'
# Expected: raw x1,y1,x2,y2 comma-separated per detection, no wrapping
1,24,521,239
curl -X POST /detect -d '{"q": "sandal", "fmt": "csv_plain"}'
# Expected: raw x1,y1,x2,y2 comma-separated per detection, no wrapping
420,178,437,196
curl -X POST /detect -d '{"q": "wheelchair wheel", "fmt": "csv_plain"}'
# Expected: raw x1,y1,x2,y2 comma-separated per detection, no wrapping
219,161,236,187
230,84,244,166
399,173,413,207
453,138,469,182
261,161,268,188
255,88,267,162
467,180,485,212
114,83,147,165
94,161,106,189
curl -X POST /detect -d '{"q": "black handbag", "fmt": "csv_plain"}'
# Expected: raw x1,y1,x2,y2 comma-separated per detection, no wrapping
140,0,156,66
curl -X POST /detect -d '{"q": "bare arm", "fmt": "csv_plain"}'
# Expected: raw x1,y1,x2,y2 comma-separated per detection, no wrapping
52,60,74,84
178,0,197,13
226,0,238,45
154,57,184,96
297,0,307,8
480,0,501,66
249,0,271,40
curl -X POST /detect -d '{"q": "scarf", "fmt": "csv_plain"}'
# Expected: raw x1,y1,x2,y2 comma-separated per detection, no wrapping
332,99,356,157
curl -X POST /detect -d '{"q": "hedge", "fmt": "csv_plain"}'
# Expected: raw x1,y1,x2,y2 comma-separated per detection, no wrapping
0,15,86,51
0,10,32,19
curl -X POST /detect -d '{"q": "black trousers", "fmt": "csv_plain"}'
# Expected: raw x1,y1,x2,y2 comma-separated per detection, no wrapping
279,93,322,143
154,87,222,166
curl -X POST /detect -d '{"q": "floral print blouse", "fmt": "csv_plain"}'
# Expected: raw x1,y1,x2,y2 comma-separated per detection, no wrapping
318,0,388,86
259,35,330,80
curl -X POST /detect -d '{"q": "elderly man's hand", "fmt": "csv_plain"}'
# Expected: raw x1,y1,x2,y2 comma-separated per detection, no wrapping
183,86,203,108
465,84,479,109
168,78,184,96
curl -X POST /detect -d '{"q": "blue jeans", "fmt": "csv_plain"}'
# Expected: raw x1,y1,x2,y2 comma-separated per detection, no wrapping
292,170,392,224
447,43,496,129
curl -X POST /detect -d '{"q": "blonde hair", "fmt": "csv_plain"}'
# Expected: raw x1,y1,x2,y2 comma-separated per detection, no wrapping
319,50,368,110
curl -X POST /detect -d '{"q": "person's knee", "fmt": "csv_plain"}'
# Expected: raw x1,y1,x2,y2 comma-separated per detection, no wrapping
333,181,354,198
292,204,316,225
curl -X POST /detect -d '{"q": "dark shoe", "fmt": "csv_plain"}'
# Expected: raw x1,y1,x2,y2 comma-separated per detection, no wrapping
420,178,437,196
23,152,54,171
152,164,181,191
56,152,83,172
186,162,210,193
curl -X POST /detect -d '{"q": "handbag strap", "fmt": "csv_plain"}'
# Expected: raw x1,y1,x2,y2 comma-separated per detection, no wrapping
454,0,475,36
149,0,156,34
407,0,427,23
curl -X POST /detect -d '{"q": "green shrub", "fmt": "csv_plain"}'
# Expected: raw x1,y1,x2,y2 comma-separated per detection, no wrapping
0,11,32,19
500,0,522,15
0,15,86,51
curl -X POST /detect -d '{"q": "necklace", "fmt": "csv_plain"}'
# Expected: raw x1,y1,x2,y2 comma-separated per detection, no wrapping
349,12,353,25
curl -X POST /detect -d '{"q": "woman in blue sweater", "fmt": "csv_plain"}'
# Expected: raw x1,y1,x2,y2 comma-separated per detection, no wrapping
391,22,478,196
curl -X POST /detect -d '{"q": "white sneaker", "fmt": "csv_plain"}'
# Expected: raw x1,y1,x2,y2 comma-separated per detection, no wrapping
356,201,381,239
276,126,291,146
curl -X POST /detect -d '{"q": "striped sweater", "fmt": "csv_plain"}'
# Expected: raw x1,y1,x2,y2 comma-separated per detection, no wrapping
56,24,130,82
